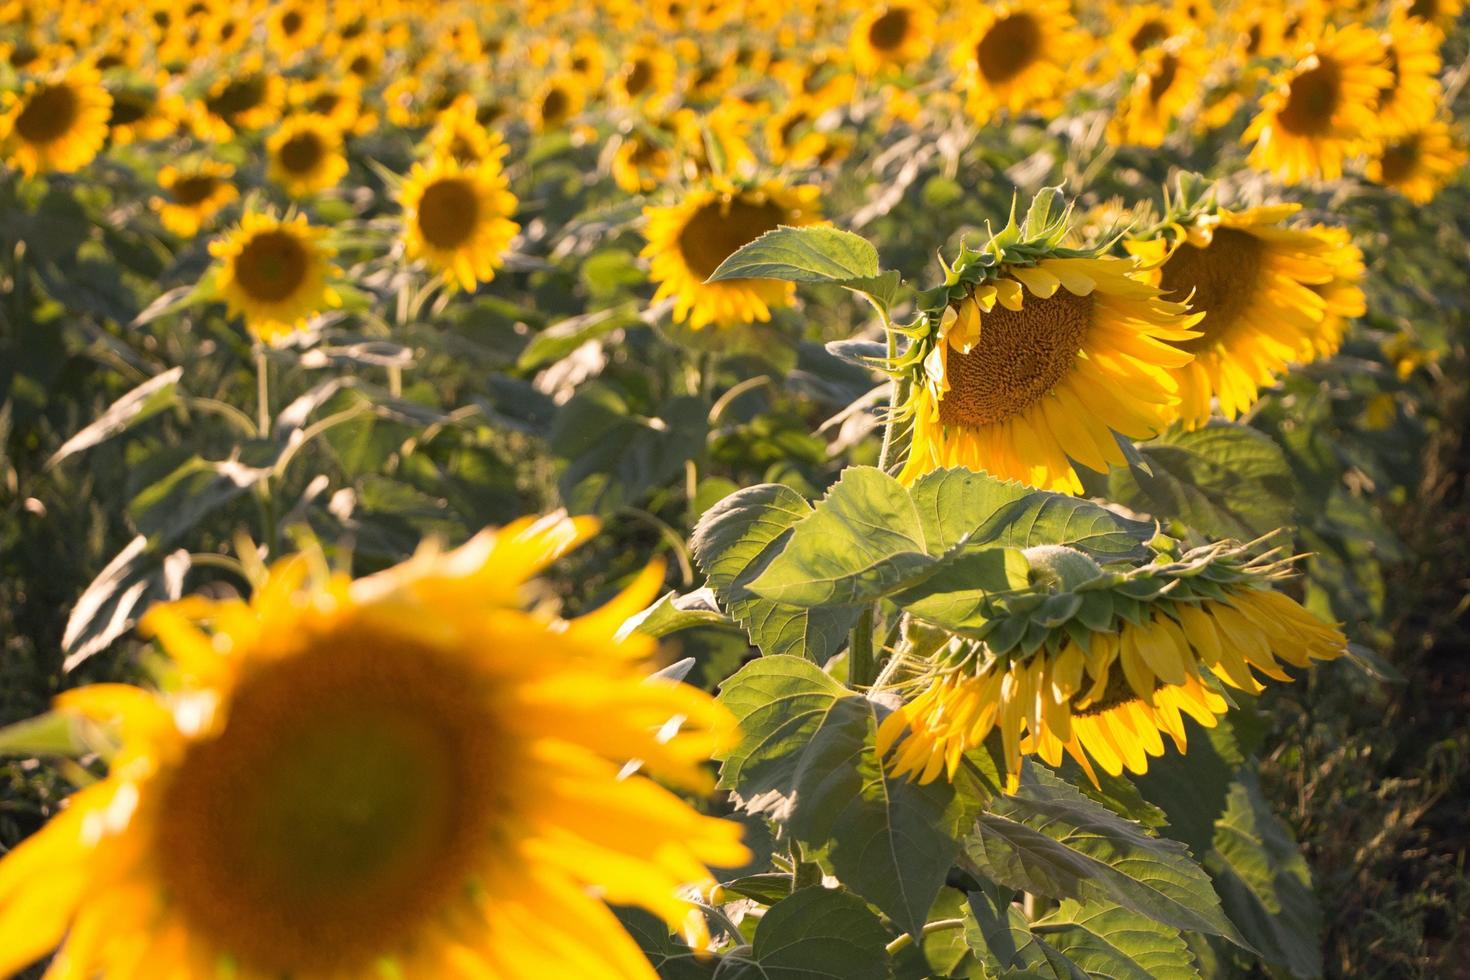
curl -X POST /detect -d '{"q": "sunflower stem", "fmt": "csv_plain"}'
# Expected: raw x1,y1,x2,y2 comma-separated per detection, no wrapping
849,605,876,689
254,346,270,438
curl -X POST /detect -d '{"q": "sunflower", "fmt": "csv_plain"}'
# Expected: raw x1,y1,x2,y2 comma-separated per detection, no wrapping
1373,11,1443,138
1243,24,1392,184
1403,0,1465,30
104,79,182,145
426,96,510,167
565,35,608,87
196,58,286,139
209,211,341,344
1367,120,1468,205
265,1,324,58
1105,1,1190,71
849,2,935,76
777,46,857,113
764,99,831,167
612,44,677,105
1126,198,1366,429
1107,36,1211,147
0,62,111,176
399,155,521,292
949,0,1085,122
877,541,1347,789
152,160,237,237
289,77,373,136
0,515,746,980
266,114,349,198
893,192,1199,494
530,73,586,133
612,121,678,193
641,178,822,329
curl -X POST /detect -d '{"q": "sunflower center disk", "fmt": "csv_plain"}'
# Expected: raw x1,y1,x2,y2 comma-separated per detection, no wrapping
541,88,570,125
977,13,1041,84
278,131,325,174
624,59,654,97
158,638,496,973
108,92,152,127
235,230,310,302
1130,19,1169,54
208,75,267,120
1278,60,1342,135
170,176,221,205
1158,227,1266,352
15,83,81,143
1148,54,1180,103
936,289,1091,428
1379,138,1419,183
868,9,912,51
677,198,788,281
417,178,480,249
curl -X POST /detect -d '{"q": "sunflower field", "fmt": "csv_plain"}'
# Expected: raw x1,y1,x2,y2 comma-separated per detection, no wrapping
2,0,1469,976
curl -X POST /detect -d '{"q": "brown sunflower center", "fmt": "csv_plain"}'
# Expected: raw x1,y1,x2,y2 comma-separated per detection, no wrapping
234,230,310,302
976,13,1042,84
1409,0,1437,18
7,42,38,69
541,87,570,125
1072,666,1153,715
417,178,480,250
157,629,501,974
277,130,325,174
279,9,303,35
348,54,373,78
1379,46,1401,102
936,287,1092,428
310,92,342,115
208,74,267,121
1278,59,1341,135
868,7,913,51
677,197,789,281
1245,24,1263,56
1378,137,1420,183
1148,54,1180,103
171,175,222,205
1130,19,1170,54
108,91,153,127
14,83,80,144
624,58,654,97
1158,227,1265,351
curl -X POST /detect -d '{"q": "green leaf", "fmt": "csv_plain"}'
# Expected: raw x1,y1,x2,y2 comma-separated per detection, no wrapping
46,367,183,468
1106,423,1296,539
909,469,1153,562
737,886,893,980
623,588,734,639
748,468,1151,609
516,306,637,372
963,764,1247,946
615,909,717,980
0,711,98,757
692,484,860,661
964,894,1085,979
1032,900,1201,980
749,468,936,606
707,225,900,308
887,548,1032,635
129,454,273,546
1133,718,1246,857
1205,771,1323,979
717,657,995,937
61,535,188,670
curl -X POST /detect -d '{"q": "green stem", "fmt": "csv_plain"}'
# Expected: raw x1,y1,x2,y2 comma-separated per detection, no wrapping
849,606,876,689
884,918,968,955
254,347,271,437
876,325,900,473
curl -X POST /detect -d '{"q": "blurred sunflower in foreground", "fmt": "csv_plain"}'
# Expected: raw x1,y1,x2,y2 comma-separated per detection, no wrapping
642,177,822,329
878,540,1347,789
1127,184,1365,428
0,62,112,175
209,210,341,344
0,515,746,979
893,190,1199,494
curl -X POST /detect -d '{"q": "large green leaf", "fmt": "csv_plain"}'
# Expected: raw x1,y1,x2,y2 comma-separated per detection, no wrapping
963,765,1246,946
1032,900,1201,980
717,657,995,937
692,484,860,661
1133,717,1246,857
706,225,900,308
1205,771,1323,979
46,367,183,468
748,468,1151,608
728,886,894,980
1106,423,1296,539
964,892,1085,980
615,909,717,980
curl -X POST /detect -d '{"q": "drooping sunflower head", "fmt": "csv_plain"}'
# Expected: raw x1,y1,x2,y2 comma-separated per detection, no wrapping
877,538,1347,789
892,188,1200,494
640,178,823,330
152,159,237,238
208,210,341,345
1243,23,1393,184
849,2,935,75
266,114,348,198
949,0,1085,122
0,515,746,979
0,62,112,176
1125,181,1366,428
1367,120,1468,205
399,154,521,293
